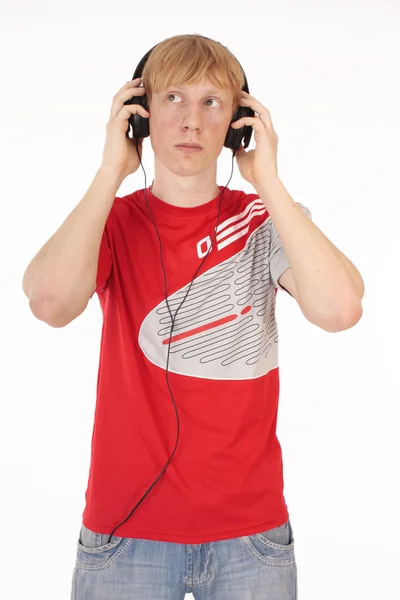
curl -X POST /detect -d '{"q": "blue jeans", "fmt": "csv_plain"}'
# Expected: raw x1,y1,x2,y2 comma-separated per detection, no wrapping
71,519,297,599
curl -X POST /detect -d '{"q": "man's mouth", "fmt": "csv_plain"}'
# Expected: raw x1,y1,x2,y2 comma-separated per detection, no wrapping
175,143,203,152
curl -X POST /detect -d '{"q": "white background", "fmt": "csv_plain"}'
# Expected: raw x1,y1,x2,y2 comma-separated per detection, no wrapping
1,0,399,598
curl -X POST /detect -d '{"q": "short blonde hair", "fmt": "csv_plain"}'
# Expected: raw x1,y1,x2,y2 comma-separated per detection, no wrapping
141,34,245,115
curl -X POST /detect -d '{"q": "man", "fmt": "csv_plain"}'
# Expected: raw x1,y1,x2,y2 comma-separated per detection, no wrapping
22,34,364,600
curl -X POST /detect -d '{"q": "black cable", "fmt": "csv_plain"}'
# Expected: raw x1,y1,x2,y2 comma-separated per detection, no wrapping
106,140,236,544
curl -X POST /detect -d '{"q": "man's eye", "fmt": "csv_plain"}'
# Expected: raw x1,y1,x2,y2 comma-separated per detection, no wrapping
167,94,219,106
205,98,218,107
167,93,180,102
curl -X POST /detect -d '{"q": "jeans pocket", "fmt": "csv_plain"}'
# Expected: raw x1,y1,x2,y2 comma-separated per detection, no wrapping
257,519,294,548
243,519,296,566
76,523,133,570
78,523,122,552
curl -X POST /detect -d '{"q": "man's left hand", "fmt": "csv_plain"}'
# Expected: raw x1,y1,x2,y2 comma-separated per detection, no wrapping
231,90,279,186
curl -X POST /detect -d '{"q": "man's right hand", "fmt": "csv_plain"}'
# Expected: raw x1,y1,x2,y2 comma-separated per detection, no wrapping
101,78,150,179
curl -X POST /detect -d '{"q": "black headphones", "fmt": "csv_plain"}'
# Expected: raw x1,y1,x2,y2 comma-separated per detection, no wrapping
107,39,254,543
124,42,255,150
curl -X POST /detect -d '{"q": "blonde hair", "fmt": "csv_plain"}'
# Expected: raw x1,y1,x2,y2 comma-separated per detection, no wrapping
141,34,245,115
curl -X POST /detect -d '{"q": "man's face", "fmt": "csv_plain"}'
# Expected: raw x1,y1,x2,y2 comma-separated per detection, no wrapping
147,79,237,176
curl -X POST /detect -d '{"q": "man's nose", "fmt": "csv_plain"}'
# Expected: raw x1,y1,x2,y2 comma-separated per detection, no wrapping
180,106,202,129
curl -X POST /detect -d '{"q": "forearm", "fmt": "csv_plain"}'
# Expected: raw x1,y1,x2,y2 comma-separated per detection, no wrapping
22,165,125,317
330,244,365,300
254,177,364,320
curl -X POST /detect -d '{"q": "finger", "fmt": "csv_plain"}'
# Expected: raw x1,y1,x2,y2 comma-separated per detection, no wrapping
114,79,142,99
121,103,150,120
123,77,142,90
120,85,146,105
114,79,143,103
239,97,275,131
110,87,146,120
231,116,262,129
257,110,274,132
107,103,150,129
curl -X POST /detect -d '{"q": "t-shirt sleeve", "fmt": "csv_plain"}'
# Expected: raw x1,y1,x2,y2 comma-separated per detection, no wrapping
89,214,113,299
269,202,312,292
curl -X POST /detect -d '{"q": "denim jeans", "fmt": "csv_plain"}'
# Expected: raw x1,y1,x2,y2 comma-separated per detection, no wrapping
71,519,297,599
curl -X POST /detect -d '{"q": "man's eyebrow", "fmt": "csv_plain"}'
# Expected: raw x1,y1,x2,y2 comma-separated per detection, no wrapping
170,85,225,95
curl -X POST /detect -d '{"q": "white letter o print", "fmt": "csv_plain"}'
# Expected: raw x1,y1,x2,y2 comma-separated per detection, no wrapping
197,235,212,258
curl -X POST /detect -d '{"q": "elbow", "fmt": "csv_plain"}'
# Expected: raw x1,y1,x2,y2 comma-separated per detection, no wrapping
29,295,66,327
29,293,88,328
304,298,363,333
337,302,363,331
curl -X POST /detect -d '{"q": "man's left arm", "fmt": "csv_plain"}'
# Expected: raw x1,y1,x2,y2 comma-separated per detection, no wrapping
254,177,364,333
230,88,364,332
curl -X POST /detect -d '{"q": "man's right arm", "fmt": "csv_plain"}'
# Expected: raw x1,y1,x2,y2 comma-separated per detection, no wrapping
22,166,125,328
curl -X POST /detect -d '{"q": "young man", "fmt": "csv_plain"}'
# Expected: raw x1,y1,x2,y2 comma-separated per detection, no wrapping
22,35,364,600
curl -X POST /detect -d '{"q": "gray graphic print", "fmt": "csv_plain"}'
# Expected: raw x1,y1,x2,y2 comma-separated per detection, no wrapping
139,217,280,380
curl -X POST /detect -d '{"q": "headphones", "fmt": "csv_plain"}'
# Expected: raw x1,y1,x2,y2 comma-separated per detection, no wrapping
107,38,254,542
124,42,254,150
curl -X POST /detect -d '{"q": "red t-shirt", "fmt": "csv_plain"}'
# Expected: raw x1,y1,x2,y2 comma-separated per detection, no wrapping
82,184,310,544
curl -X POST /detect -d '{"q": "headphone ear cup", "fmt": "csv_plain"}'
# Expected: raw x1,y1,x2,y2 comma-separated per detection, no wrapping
124,94,150,140
224,105,255,151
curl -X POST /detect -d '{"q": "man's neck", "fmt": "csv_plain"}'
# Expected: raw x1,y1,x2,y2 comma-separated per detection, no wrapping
149,178,220,209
